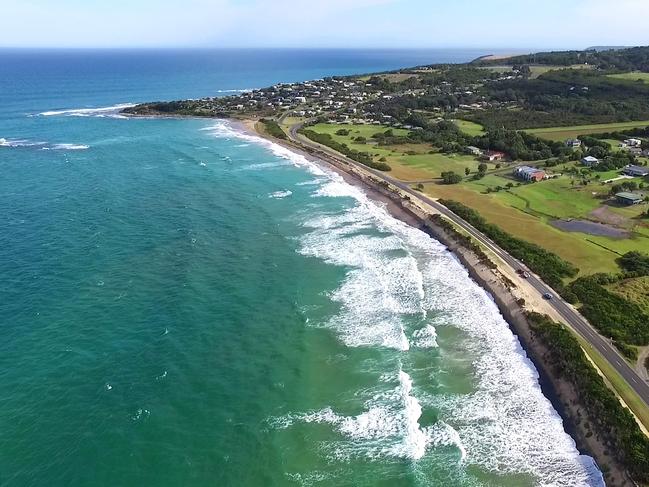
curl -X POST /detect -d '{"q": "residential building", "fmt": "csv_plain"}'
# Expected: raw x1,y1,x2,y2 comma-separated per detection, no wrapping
623,138,642,147
483,150,506,162
581,156,600,166
622,165,649,177
615,192,644,205
565,138,582,148
514,166,547,182
466,146,483,156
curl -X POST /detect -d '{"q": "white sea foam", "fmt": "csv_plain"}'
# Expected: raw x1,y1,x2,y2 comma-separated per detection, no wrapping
272,367,454,462
131,408,150,421
296,178,327,186
425,420,467,461
37,103,135,118
42,143,90,151
416,257,604,486
269,190,292,199
411,324,438,349
1,138,89,151
208,120,604,486
285,471,333,486
0,138,47,148
298,184,432,351
397,370,428,460
202,120,327,177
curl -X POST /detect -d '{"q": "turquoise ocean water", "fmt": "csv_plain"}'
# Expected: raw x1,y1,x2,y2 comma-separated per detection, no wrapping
0,49,603,486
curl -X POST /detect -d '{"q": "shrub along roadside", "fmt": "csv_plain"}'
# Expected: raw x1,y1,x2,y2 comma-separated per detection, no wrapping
428,214,496,270
259,119,287,139
568,274,649,346
527,312,649,483
617,251,649,276
299,128,392,171
439,199,578,288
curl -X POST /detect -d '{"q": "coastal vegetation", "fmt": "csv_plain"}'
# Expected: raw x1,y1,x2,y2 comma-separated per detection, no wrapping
439,199,578,288
617,250,649,275
476,46,649,72
438,200,649,355
259,119,287,139
299,128,391,171
527,312,649,483
526,120,649,141
427,214,496,269
567,274,649,346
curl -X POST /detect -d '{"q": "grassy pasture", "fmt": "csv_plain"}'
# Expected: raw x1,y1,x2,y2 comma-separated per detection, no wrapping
421,169,649,275
309,123,482,180
608,72,649,84
306,123,649,277
481,64,594,79
526,121,649,141
454,119,486,136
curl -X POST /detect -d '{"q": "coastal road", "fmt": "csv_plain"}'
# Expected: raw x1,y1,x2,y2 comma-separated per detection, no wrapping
286,122,649,409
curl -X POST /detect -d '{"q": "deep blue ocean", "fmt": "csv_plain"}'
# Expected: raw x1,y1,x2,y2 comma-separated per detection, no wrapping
0,49,603,486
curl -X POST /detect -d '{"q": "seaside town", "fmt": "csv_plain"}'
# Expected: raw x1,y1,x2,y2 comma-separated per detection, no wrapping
128,50,649,212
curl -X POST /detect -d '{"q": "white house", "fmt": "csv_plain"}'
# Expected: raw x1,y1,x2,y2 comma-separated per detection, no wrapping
581,156,600,167
565,138,582,148
623,138,642,147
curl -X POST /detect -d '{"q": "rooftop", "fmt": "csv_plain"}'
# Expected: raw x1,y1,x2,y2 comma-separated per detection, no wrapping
616,192,643,201
624,164,649,173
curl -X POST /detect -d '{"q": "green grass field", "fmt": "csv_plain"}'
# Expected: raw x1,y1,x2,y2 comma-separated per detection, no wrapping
601,139,624,152
607,72,649,84
454,119,486,136
526,121,649,141
307,123,649,277
309,123,483,180
310,123,410,141
481,64,594,79
418,167,649,275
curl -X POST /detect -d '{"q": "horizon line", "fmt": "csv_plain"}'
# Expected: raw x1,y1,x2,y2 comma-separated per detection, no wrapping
0,45,580,52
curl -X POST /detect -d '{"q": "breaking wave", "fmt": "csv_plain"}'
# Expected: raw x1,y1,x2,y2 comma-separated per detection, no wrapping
1,138,89,151
201,120,327,177
271,368,458,462
42,144,90,151
207,120,604,486
269,190,293,199
37,103,135,118
0,138,46,148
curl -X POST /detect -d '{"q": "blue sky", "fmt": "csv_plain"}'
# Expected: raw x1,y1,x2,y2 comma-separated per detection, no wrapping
1,0,647,49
